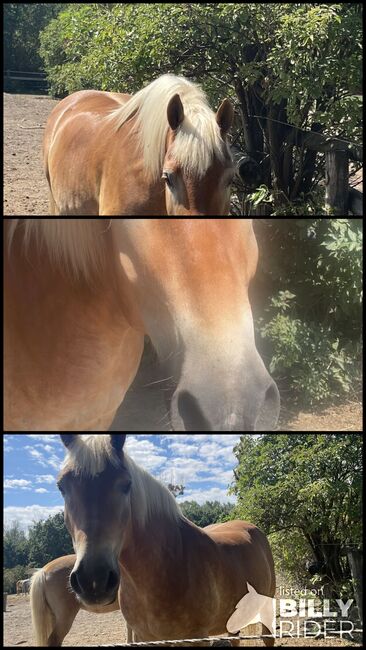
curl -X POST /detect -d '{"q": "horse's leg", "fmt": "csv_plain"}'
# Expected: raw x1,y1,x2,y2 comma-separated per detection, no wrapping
45,583,80,646
46,603,80,647
262,624,275,647
31,567,80,646
127,624,134,643
48,191,59,215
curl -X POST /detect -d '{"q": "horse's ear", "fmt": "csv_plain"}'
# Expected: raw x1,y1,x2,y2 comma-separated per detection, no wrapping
60,434,77,448
167,94,184,131
216,99,233,136
111,434,127,455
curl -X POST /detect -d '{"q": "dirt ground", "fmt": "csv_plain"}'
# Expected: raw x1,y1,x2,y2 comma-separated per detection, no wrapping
4,594,361,647
4,93,55,215
3,92,363,215
3,594,127,647
277,398,362,432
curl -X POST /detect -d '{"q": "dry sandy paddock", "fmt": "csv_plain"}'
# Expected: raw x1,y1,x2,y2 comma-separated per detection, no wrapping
3,594,127,646
4,93,56,215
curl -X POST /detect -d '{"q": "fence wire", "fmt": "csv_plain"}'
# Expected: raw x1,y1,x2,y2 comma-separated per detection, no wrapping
97,627,363,647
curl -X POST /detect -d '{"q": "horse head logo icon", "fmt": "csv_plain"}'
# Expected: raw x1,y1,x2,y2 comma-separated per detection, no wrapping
227,583,276,637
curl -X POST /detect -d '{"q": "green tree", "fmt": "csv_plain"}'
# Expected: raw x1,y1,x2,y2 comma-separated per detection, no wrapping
230,434,362,595
253,218,362,405
4,522,29,568
180,500,234,527
4,3,65,73
28,512,73,566
3,565,31,595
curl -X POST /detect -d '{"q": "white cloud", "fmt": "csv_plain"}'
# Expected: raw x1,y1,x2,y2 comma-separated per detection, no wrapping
178,486,235,505
26,435,60,444
4,479,32,489
127,436,169,472
35,475,56,484
4,505,64,534
23,444,63,471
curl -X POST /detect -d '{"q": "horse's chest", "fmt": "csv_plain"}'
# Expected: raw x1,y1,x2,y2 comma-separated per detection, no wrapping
120,584,218,641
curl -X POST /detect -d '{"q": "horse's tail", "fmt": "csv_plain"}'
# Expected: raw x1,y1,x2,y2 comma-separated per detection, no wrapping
30,569,53,646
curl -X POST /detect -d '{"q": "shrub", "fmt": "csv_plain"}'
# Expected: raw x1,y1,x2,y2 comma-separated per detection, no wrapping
255,219,362,405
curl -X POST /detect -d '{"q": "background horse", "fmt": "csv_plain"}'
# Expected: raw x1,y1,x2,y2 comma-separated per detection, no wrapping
4,218,280,431
30,555,120,646
43,74,234,215
16,578,31,595
58,434,276,646
21,578,31,594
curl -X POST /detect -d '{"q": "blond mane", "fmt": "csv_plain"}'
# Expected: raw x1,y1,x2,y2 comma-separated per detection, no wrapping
7,219,109,280
107,74,230,181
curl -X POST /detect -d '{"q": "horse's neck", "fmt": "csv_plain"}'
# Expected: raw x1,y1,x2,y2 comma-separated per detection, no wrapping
120,516,201,584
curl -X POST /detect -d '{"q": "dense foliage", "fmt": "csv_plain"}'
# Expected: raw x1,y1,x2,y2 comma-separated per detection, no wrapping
180,500,234,527
4,3,65,73
3,516,73,594
4,514,73,571
253,218,362,405
229,434,362,595
4,522,29,569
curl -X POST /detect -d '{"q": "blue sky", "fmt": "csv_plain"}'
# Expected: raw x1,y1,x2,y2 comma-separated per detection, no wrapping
4,434,242,534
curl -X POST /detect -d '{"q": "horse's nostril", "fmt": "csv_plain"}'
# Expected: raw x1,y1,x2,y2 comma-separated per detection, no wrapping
70,571,80,594
177,390,211,431
256,380,281,431
106,571,119,592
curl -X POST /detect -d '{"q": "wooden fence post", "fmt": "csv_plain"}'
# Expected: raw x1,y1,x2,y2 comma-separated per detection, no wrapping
325,150,349,215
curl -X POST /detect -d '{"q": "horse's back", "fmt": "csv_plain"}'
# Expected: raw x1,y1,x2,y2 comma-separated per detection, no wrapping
43,90,130,215
204,520,276,596
42,554,77,574
45,89,129,130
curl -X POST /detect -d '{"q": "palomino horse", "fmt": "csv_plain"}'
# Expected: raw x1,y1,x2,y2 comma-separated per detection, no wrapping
43,74,235,215
30,555,120,646
4,218,280,431
58,434,276,646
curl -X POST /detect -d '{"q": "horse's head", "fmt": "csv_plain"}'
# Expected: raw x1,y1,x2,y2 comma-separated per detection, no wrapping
114,219,280,431
58,434,129,607
162,93,235,215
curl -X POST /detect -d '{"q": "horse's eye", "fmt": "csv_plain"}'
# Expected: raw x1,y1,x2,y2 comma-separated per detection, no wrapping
121,481,132,494
162,172,173,188
57,482,65,496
